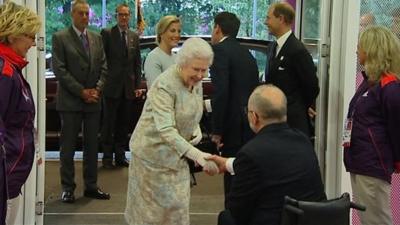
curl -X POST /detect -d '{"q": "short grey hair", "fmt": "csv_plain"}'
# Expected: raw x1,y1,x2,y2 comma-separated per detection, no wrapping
71,0,88,12
249,84,287,121
176,37,214,67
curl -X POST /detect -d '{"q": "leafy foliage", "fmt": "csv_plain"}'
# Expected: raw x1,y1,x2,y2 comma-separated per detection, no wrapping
45,0,321,52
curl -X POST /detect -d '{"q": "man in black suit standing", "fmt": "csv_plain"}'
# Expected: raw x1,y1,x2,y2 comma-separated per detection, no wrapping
264,2,319,137
209,84,326,225
52,0,110,203
100,3,143,169
209,12,260,197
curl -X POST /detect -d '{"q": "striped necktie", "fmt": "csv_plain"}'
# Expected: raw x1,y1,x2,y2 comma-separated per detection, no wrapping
80,33,89,56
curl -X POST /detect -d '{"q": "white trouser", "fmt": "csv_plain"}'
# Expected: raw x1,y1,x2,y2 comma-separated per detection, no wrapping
351,173,392,225
6,194,21,225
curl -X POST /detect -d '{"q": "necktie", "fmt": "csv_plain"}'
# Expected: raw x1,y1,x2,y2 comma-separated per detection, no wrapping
264,41,277,82
121,31,127,56
80,33,89,56
271,41,278,58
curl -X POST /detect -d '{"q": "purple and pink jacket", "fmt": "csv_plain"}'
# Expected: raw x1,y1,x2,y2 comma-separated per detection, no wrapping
344,72,400,183
0,118,6,225
0,43,35,199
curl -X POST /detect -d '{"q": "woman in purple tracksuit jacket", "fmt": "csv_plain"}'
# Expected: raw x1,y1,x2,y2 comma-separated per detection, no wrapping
0,118,6,225
0,2,41,224
344,26,400,225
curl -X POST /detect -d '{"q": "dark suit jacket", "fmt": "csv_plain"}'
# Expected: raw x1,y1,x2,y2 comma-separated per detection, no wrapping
210,37,259,155
100,26,141,99
52,27,107,112
266,33,319,136
226,123,326,225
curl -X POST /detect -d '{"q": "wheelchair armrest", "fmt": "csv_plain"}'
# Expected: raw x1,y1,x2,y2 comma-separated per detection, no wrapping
350,202,366,211
284,196,299,206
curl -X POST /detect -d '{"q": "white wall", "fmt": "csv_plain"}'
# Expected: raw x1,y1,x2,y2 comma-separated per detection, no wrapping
325,0,360,199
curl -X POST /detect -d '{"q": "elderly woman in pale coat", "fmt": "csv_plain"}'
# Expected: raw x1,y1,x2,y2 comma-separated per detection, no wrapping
125,37,218,225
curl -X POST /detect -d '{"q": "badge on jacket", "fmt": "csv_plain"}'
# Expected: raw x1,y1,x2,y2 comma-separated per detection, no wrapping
342,118,353,147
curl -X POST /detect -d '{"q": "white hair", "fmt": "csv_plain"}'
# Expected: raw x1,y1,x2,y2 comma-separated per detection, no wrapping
176,37,214,67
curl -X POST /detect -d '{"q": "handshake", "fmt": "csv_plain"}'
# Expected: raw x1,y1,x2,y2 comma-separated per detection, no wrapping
187,127,229,176
202,155,229,176
185,148,229,176
191,152,229,176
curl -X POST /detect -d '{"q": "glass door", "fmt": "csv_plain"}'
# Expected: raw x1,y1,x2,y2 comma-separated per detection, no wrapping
298,0,330,182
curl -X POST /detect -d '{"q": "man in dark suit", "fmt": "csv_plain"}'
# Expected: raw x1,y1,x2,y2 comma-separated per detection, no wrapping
100,3,143,169
264,2,319,137
209,84,326,225
52,0,110,203
209,12,260,197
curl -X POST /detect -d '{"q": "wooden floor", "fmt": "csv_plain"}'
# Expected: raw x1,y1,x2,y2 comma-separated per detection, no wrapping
44,160,224,225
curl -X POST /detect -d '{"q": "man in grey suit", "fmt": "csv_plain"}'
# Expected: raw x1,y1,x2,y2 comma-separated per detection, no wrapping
52,0,110,203
100,3,144,169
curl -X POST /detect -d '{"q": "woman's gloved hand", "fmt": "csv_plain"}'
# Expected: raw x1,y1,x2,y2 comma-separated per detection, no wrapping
202,160,219,175
185,148,209,166
185,147,220,175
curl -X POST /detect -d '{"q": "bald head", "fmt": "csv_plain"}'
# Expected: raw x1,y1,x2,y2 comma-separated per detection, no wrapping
360,13,375,31
248,84,287,124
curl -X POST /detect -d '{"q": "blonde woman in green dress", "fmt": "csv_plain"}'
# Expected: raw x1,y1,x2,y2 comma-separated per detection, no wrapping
125,37,219,225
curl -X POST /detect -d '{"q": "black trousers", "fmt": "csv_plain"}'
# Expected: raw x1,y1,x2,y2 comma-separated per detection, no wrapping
218,210,236,225
100,96,132,161
59,111,100,191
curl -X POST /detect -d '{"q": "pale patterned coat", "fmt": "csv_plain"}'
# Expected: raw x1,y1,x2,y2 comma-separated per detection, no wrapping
125,65,203,225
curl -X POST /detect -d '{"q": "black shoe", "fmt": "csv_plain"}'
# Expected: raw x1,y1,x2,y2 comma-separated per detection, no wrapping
102,159,115,169
61,191,75,203
115,158,129,167
84,188,111,200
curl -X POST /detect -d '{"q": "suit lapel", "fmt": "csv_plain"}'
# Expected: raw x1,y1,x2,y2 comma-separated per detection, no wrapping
111,26,122,49
87,31,95,67
269,34,295,72
68,27,89,61
276,33,294,61
112,26,130,57
126,30,136,59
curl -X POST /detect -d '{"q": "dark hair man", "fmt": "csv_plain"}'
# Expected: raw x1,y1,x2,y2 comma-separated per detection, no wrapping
209,11,260,200
99,3,144,169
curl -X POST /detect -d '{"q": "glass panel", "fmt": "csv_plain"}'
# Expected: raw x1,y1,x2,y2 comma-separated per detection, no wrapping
357,1,400,88
140,0,273,39
359,1,400,36
301,0,321,66
45,0,274,76
45,0,276,52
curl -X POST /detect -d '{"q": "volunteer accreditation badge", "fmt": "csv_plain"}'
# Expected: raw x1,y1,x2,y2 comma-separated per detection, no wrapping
342,118,353,147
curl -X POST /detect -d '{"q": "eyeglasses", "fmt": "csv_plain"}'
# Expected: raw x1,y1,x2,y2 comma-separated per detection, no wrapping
244,106,254,115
